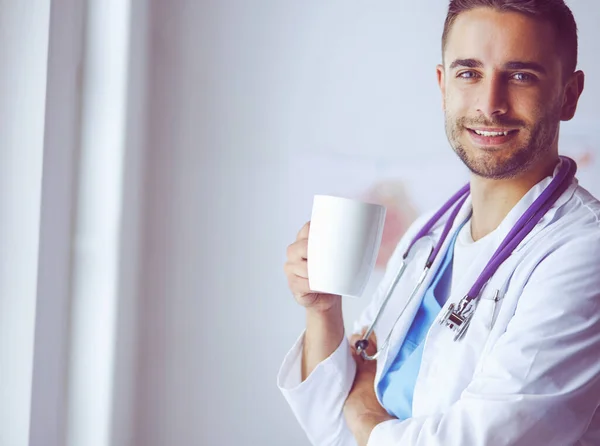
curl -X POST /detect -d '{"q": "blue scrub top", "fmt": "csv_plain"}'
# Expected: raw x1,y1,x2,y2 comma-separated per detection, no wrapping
378,222,463,420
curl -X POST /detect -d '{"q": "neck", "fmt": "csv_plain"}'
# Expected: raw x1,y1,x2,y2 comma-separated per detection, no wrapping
469,156,560,241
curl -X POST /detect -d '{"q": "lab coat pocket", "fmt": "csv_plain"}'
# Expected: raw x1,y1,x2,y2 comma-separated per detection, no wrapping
456,287,505,349
467,268,513,336
478,289,504,330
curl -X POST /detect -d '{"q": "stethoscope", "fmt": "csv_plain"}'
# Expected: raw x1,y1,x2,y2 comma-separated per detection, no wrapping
355,156,577,361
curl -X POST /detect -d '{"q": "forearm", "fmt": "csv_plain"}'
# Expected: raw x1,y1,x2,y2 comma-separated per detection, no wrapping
301,299,345,381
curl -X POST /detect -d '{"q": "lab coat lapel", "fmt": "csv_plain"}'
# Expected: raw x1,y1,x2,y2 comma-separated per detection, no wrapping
443,171,578,313
487,162,578,252
412,164,578,416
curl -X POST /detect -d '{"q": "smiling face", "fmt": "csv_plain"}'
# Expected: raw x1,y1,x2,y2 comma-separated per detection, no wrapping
438,7,581,180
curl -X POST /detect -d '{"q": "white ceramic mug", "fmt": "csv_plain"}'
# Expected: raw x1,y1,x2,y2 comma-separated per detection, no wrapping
307,195,386,297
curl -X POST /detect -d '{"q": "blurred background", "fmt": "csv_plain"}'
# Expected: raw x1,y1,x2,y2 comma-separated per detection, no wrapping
0,1,598,445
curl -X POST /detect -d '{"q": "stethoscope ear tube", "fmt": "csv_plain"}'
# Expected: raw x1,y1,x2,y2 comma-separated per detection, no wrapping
356,263,432,361
355,189,471,361
354,260,408,361
354,157,577,361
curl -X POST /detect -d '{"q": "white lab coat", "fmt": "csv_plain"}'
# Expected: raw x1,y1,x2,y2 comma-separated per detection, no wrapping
278,167,600,446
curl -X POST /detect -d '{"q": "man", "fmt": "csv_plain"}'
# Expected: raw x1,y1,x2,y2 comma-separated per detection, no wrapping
279,1,600,445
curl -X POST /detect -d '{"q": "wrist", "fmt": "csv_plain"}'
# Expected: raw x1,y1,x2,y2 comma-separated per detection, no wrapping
305,298,344,344
302,297,344,381
306,297,342,317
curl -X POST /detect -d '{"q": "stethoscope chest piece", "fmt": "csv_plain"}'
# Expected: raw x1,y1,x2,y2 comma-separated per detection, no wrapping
354,156,577,359
440,295,478,341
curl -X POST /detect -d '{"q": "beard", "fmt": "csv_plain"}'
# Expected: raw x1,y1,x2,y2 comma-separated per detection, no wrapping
445,102,562,180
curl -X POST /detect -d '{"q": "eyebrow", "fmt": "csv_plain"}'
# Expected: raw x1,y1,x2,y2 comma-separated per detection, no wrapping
449,58,483,69
504,61,547,75
449,58,547,75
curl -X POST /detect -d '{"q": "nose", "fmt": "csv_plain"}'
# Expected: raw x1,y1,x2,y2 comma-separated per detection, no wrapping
477,75,508,118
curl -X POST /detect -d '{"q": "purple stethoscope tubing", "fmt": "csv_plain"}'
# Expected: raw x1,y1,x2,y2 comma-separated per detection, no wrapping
356,156,577,360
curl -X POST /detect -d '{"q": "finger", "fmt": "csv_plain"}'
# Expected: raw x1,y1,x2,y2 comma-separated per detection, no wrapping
286,239,308,262
348,333,361,352
287,274,313,298
363,335,378,358
357,326,377,342
297,221,310,240
348,329,366,354
348,336,368,361
284,261,308,279
349,327,370,345
368,330,377,347
288,275,338,299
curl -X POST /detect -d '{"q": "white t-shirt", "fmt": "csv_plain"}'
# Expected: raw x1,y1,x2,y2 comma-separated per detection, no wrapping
447,217,496,302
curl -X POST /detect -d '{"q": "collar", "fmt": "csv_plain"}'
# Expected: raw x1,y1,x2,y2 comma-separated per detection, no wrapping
432,158,578,254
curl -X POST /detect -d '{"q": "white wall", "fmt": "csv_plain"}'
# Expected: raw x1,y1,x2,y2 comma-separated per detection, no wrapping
0,2,50,445
134,1,600,445
565,0,600,122
135,2,299,444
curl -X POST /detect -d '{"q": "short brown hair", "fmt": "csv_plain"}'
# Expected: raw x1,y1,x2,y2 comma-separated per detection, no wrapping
441,0,578,78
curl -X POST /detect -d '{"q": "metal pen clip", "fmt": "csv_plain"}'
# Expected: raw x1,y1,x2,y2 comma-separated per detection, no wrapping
488,289,501,329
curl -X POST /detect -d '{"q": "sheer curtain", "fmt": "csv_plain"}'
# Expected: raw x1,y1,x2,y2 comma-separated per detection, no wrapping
0,0,146,445
0,1,51,445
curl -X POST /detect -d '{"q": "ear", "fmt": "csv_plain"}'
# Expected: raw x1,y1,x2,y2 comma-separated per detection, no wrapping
560,70,585,121
437,64,446,111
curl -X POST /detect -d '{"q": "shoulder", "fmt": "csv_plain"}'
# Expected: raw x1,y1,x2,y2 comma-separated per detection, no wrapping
518,187,600,289
569,185,600,226
525,184,600,253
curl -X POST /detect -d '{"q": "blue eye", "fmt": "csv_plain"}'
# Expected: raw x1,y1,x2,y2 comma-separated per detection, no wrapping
458,71,479,79
512,72,535,82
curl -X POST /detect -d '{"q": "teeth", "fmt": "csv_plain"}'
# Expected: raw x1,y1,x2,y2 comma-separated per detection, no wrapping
474,130,510,137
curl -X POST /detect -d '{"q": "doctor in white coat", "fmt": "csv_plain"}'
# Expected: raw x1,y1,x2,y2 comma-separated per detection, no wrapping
279,1,600,445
